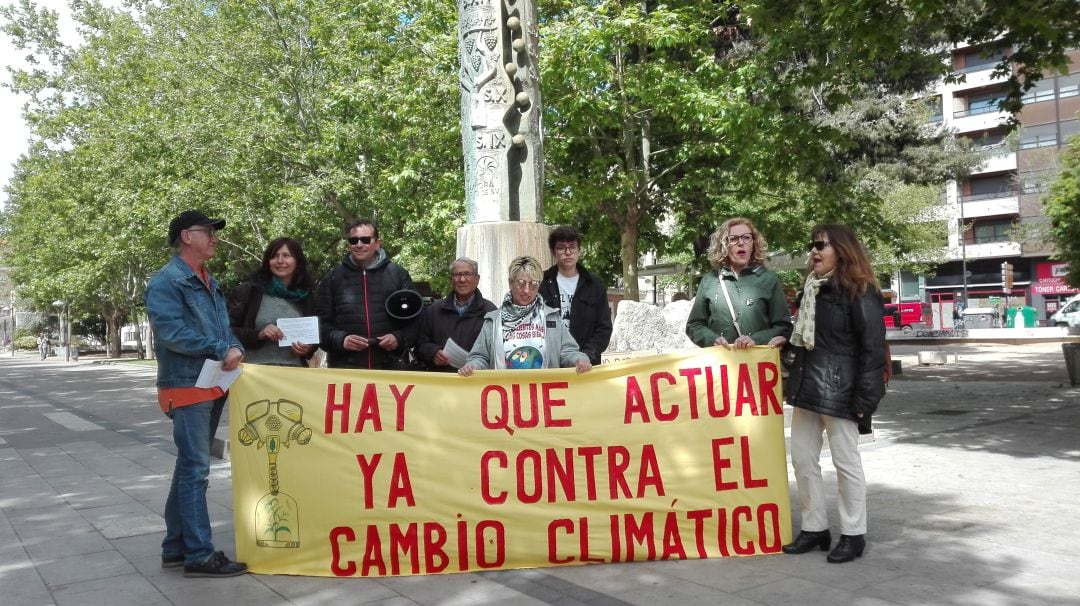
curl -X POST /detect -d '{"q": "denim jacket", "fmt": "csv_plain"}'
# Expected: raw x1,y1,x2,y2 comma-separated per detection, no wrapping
145,255,243,388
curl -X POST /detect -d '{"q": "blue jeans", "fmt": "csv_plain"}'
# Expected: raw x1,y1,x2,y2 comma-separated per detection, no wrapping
161,396,225,565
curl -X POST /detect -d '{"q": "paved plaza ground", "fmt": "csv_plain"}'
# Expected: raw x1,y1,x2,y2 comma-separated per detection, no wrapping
1,341,1078,605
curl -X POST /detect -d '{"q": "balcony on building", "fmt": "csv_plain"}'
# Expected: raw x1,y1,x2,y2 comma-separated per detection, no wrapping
941,44,1011,94
951,86,1011,134
961,129,1017,175
953,215,1021,260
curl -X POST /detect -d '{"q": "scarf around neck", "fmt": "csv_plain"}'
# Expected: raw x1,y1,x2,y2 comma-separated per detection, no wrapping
500,292,545,341
790,270,833,350
265,276,309,302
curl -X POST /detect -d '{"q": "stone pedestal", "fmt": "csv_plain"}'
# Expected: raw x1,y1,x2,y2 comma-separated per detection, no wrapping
458,222,552,306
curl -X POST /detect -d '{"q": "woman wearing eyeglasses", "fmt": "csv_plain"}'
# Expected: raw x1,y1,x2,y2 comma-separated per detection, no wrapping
686,217,792,350
782,224,886,564
459,256,591,376
228,237,316,366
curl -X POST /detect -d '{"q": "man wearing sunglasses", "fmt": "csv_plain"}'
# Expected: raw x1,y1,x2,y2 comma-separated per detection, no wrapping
316,218,418,369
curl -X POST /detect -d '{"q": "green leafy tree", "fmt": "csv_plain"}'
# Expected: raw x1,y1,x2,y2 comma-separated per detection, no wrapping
1046,135,1080,285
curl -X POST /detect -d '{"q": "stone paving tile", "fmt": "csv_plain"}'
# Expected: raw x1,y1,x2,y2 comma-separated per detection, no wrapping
376,572,519,605
51,479,137,510
737,576,901,606
50,573,170,606
36,549,137,587
635,556,789,593
253,574,403,605
0,565,56,606
149,571,301,606
5,504,96,540
77,502,161,539
22,528,114,562
609,573,762,606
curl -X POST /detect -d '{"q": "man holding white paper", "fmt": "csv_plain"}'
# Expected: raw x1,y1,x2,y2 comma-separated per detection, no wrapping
414,257,496,371
145,209,246,578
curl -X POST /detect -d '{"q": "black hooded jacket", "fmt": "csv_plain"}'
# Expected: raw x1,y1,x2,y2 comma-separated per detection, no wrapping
316,249,417,369
539,264,613,364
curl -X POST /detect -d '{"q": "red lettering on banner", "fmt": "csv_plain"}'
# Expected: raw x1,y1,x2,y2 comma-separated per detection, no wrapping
324,383,415,434
650,372,678,420
678,367,705,419
734,364,758,415
481,445,666,505
621,512,656,560
740,435,767,489
546,517,607,564
388,453,416,507
710,436,766,491
733,505,754,555
480,451,508,504
686,508,712,558
329,526,357,576
356,453,381,509
325,383,351,434
624,362,782,423
389,523,419,575
424,523,449,573
355,383,381,432
329,520,506,575
362,525,386,575
757,362,781,415
660,512,687,560
546,505,782,563
480,382,572,433
391,384,413,431
355,452,415,509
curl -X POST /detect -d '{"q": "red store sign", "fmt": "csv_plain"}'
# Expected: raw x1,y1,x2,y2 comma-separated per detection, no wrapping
1032,261,1080,295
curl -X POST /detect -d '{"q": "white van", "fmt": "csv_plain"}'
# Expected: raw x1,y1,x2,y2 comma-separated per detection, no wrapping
1050,294,1080,328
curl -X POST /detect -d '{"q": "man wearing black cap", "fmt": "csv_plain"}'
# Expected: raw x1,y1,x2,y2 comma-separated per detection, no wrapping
145,210,247,577
316,218,419,369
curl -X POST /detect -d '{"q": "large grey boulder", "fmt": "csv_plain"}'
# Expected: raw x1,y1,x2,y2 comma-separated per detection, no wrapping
608,299,696,353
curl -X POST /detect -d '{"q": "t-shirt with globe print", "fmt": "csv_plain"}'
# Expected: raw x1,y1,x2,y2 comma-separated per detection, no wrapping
502,309,546,369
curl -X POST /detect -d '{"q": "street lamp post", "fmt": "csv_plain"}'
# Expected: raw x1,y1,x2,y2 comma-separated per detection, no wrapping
53,300,69,362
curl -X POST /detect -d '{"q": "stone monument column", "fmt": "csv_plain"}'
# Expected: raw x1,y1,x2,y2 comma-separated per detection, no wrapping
457,0,551,303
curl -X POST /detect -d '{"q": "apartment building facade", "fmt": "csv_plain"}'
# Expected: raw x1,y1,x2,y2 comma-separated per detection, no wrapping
899,43,1080,327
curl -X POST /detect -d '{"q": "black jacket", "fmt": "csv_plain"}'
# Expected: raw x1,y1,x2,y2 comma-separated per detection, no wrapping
315,250,417,369
227,281,317,361
413,290,497,372
784,282,886,434
539,264,613,364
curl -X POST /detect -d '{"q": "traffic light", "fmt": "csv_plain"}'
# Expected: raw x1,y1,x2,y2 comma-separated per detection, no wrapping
1001,262,1014,290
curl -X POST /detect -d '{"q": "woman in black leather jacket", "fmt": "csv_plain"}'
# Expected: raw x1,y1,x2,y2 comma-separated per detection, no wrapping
782,224,886,564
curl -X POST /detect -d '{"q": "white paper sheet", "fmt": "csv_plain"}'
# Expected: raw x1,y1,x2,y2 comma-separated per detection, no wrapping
194,359,242,390
276,316,320,346
443,338,470,369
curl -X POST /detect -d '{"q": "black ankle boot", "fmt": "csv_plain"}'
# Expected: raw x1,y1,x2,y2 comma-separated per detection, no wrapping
782,529,831,554
827,534,866,563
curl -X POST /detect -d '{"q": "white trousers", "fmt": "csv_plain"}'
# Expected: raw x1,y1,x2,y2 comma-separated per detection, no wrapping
789,407,867,535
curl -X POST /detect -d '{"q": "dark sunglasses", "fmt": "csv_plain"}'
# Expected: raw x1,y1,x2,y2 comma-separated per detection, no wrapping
347,236,375,245
807,240,831,252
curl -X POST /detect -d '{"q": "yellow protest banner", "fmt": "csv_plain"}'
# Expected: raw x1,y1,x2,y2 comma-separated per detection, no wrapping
229,347,791,577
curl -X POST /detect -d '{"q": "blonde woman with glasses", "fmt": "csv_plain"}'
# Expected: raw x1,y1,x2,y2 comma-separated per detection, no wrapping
686,217,792,350
459,256,591,376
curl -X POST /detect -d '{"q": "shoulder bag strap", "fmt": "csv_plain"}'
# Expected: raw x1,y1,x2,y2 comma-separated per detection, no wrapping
718,276,743,337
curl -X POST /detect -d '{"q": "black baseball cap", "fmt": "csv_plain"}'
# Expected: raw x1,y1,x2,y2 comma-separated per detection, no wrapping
168,210,226,245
